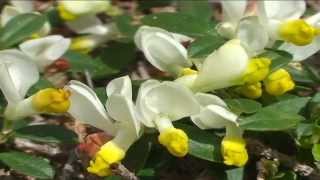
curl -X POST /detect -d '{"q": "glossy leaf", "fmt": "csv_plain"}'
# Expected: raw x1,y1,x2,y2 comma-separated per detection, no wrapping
260,49,292,72
225,98,262,115
312,144,320,161
226,168,244,180
0,151,54,179
15,125,78,144
0,13,46,49
188,35,226,58
142,12,216,37
175,123,222,162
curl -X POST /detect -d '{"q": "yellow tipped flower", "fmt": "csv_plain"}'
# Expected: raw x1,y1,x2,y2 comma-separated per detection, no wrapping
87,142,125,177
158,128,189,157
236,82,262,99
57,3,77,21
32,88,71,113
264,69,295,96
243,58,271,84
180,68,198,76
279,19,320,46
221,136,248,167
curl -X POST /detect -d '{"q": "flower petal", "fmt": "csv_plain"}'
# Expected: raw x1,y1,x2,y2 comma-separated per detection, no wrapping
221,0,247,24
141,32,190,76
237,16,269,55
106,95,141,137
1,5,20,27
195,93,227,108
11,0,34,12
258,0,306,21
134,26,173,49
143,81,200,121
136,80,160,127
191,105,238,129
193,39,249,92
106,75,132,100
66,15,109,35
19,35,70,71
0,49,39,105
59,0,110,15
65,80,116,135
279,37,320,61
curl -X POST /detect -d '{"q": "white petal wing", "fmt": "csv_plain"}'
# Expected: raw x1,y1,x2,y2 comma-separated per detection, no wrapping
106,75,132,100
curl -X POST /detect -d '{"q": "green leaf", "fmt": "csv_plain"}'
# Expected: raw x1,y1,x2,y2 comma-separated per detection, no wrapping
142,12,216,37
286,66,316,84
15,125,78,144
226,168,244,180
94,87,107,104
27,77,53,96
114,15,139,40
273,171,297,180
99,42,136,70
0,13,46,49
123,135,153,172
260,49,292,72
312,144,320,161
177,0,212,20
225,98,262,115
240,97,310,131
175,123,222,162
188,35,226,58
0,151,54,179
296,123,314,139
137,168,156,177
63,50,119,79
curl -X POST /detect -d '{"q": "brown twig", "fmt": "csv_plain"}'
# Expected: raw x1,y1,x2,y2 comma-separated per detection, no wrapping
247,138,320,180
110,163,138,180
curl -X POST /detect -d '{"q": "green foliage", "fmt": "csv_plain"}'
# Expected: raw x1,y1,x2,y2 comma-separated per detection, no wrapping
15,125,78,144
0,151,54,179
226,168,244,180
188,35,226,58
312,144,320,161
176,123,222,162
260,49,293,72
225,98,262,115
0,13,46,49
142,12,216,37
240,97,310,131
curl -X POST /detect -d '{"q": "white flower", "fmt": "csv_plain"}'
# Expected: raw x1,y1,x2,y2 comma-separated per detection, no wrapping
65,76,141,149
65,76,142,176
136,79,200,157
19,35,71,71
0,49,39,120
217,0,269,55
134,26,192,76
1,0,51,36
257,0,320,61
190,39,249,92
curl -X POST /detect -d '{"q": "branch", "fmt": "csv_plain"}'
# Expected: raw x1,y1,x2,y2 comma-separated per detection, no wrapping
247,138,320,180
110,163,138,180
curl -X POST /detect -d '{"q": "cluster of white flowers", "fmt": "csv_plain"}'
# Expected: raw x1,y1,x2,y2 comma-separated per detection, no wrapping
0,0,319,177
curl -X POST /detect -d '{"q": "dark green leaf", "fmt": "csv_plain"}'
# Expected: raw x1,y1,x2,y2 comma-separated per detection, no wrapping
188,35,226,58
260,49,292,72
0,13,46,49
94,87,107,104
63,50,119,79
15,125,78,144
137,168,156,177
273,171,297,180
296,123,314,139
240,97,310,131
114,15,139,40
142,12,216,37
226,168,244,180
123,135,153,172
225,98,262,115
175,123,222,162
286,66,316,84
0,151,54,179
177,0,212,20
99,42,136,70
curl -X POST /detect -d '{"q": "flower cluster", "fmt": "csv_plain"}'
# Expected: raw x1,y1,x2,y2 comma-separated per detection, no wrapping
0,0,319,178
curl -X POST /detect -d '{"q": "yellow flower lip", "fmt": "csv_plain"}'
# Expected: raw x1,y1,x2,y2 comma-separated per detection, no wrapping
158,128,189,157
264,68,295,96
87,141,125,177
180,68,198,76
221,136,248,167
32,88,71,113
242,57,271,85
236,82,262,99
57,3,77,21
279,19,320,46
